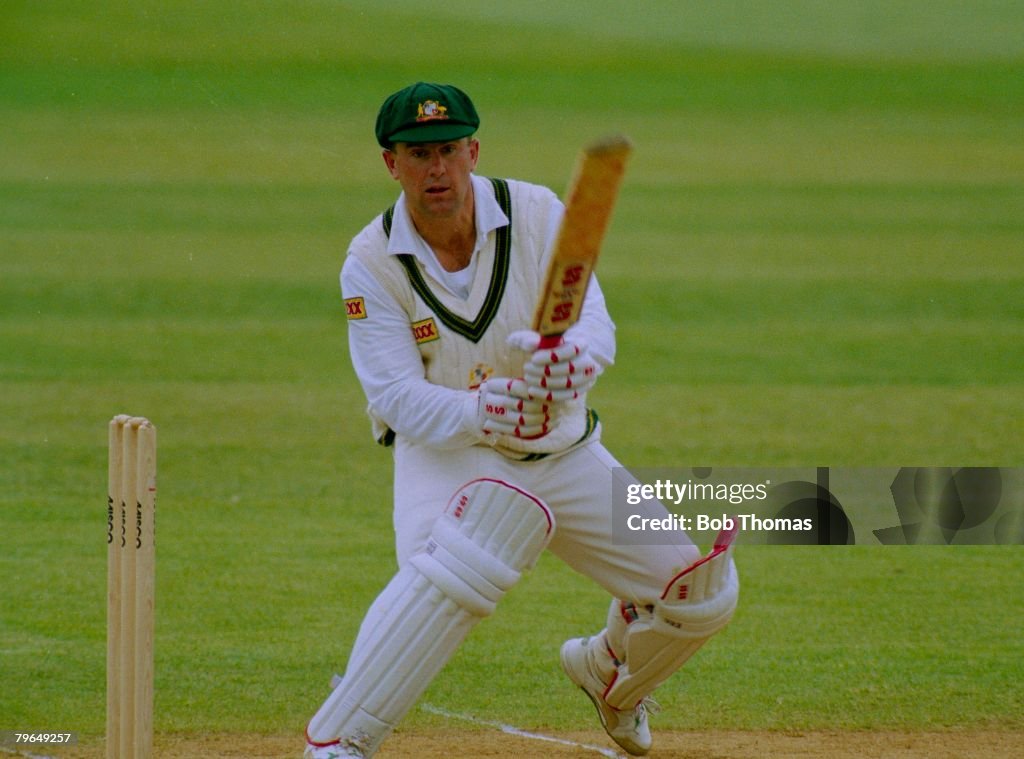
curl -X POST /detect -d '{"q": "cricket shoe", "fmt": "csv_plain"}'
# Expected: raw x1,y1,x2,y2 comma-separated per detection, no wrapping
560,636,657,756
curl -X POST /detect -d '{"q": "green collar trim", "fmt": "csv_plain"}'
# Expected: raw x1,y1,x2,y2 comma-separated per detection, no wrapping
382,178,511,344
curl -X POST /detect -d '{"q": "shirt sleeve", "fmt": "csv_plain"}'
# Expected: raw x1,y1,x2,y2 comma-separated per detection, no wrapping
341,254,481,449
568,275,616,371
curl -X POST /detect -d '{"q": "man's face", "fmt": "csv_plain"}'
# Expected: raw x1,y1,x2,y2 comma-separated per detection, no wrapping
383,138,480,222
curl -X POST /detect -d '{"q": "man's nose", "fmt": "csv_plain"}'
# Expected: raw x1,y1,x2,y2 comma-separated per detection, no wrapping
428,150,446,175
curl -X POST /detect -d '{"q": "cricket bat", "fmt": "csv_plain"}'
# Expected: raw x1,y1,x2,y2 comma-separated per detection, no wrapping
532,134,633,349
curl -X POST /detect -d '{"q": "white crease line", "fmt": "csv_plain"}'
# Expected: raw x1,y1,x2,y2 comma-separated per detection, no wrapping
421,703,627,759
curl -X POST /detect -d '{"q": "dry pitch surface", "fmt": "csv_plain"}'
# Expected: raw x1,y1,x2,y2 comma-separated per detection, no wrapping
36,729,1024,758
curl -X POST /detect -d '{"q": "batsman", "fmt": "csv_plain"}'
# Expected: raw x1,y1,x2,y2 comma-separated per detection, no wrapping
305,82,739,758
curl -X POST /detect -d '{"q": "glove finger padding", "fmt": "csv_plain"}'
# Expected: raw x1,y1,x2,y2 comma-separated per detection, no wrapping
523,342,598,401
501,377,534,401
530,339,584,367
478,378,551,438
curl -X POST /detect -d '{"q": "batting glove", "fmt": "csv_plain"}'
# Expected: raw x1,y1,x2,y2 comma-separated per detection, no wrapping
508,329,598,403
476,377,551,439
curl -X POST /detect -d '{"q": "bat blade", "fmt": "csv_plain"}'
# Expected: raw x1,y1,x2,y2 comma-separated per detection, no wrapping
532,134,632,348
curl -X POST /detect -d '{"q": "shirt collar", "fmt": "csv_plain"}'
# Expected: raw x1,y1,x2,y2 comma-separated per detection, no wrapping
386,174,509,262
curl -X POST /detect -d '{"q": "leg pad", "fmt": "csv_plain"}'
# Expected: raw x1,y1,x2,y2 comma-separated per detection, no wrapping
307,479,553,755
603,528,739,709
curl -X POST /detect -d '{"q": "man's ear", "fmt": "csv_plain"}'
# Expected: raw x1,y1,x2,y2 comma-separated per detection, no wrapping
382,148,399,179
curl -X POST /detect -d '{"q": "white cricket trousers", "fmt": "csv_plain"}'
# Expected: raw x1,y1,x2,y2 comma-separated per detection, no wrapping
392,435,700,604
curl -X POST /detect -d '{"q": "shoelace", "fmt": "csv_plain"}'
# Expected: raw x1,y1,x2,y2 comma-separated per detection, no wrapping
637,696,662,717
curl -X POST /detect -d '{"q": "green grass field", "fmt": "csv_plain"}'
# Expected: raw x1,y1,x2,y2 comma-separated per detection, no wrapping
2,1,1023,755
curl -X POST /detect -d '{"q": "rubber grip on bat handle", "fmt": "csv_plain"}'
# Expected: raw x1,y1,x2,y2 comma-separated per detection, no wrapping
537,334,564,350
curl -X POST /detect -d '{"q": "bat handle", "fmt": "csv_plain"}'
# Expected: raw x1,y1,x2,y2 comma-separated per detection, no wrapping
537,334,563,350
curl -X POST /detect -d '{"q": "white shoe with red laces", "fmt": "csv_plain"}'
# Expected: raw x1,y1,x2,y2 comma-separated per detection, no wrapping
560,636,657,756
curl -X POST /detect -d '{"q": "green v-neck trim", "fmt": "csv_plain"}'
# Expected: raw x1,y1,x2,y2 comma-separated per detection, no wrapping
382,178,511,344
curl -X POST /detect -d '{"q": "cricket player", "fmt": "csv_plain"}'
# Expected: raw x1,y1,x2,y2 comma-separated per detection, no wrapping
304,82,739,758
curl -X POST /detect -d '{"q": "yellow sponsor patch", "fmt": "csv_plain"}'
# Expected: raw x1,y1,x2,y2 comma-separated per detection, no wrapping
345,297,367,320
411,317,439,344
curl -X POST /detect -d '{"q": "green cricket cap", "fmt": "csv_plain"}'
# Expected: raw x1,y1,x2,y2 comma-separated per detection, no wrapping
375,82,480,148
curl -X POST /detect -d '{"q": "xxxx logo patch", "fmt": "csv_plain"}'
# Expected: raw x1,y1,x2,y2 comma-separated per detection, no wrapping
411,317,439,344
345,297,367,320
